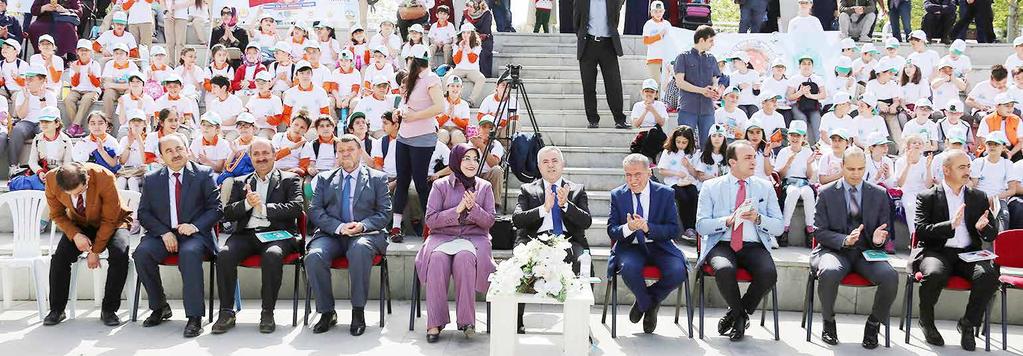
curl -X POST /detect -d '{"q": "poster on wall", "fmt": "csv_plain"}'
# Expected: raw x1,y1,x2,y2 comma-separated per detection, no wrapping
652,28,843,77
212,0,360,29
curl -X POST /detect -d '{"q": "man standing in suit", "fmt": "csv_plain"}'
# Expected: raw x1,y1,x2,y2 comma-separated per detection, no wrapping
812,147,898,348
913,149,1000,351
43,162,132,326
696,140,783,342
134,134,223,338
512,145,592,333
606,153,685,334
212,138,304,334
305,134,391,336
574,0,627,129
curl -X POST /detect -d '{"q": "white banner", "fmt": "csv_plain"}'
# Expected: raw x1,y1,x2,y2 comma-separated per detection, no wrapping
654,29,844,77
211,0,360,29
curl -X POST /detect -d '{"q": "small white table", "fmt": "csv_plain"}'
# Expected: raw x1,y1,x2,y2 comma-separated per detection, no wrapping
486,283,594,356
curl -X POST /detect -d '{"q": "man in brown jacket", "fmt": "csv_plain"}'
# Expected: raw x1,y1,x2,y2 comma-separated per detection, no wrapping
43,162,132,326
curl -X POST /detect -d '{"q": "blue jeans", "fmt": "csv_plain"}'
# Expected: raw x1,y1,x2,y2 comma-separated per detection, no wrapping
889,0,912,41
678,111,716,145
739,0,768,33
792,108,822,144
487,0,515,32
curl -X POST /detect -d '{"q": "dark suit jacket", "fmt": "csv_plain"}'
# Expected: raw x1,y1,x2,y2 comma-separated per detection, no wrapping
138,162,223,254
813,180,891,255
512,178,593,248
912,184,998,268
45,163,131,254
606,181,683,275
573,0,624,59
308,165,391,243
222,169,304,236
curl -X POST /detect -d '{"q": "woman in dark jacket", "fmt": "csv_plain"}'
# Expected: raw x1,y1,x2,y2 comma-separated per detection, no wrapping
463,0,493,77
28,0,80,59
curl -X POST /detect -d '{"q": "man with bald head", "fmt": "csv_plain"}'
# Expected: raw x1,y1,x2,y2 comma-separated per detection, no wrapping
812,147,897,349
913,149,1000,351
134,134,222,338
212,138,304,334
696,140,783,342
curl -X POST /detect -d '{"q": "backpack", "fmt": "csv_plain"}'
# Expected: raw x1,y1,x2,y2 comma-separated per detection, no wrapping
312,140,340,159
796,78,821,113
630,124,668,162
508,132,544,183
663,75,682,111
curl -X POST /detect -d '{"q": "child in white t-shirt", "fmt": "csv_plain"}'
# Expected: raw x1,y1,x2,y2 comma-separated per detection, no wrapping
898,63,932,125
714,86,748,140
749,92,786,138
901,99,940,152
970,131,1020,203
30,35,64,94
852,94,889,148
329,50,363,124
937,100,974,152
931,59,968,113
189,113,231,172
895,134,934,233
966,65,1009,120
116,112,148,192
657,125,700,239
428,6,456,67
907,30,941,80
942,39,973,80
630,78,668,128
642,1,672,90
816,129,850,186
774,120,815,245
818,91,856,144
246,70,284,138
863,132,896,187
727,52,760,118
865,60,904,142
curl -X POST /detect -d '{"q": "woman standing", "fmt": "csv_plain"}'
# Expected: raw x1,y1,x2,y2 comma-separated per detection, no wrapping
27,0,80,60
390,44,445,243
210,6,247,51
416,143,496,343
463,1,493,77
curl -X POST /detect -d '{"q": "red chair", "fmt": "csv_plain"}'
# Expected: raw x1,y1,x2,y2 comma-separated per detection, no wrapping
599,240,693,338
900,233,991,350
130,248,216,323
800,238,890,347
302,233,392,328
993,229,1023,350
233,213,307,326
696,236,780,340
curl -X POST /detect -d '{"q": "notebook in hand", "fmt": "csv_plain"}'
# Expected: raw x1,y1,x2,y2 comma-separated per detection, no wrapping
958,250,998,263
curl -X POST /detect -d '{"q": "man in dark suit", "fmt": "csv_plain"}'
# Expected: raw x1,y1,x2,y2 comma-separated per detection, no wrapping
574,0,627,129
212,138,303,334
512,145,592,333
812,147,898,349
607,153,685,334
133,134,223,338
305,134,391,336
913,149,1000,351
43,162,132,326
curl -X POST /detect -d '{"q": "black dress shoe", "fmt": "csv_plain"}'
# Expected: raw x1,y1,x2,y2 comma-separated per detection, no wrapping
862,316,881,349
42,311,65,326
211,311,236,334
426,331,440,343
350,309,366,336
143,305,172,327
957,318,976,351
777,232,789,247
100,311,120,326
587,122,599,129
729,313,749,342
614,122,629,129
629,301,643,324
516,325,526,334
919,318,945,346
642,303,659,334
183,317,202,338
259,310,276,334
312,311,337,334
822,319,839,345
718,310,736,336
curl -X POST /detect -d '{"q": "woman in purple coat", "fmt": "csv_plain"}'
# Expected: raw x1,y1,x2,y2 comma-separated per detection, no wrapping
415,143,496,343
28,0,80,59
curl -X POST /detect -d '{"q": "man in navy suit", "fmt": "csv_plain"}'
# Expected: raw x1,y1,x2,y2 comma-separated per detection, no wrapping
607,153,685,334
133,134,223,338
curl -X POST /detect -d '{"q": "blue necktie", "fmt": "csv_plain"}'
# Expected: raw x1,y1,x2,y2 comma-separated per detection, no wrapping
551,184,564,236
634,192,648,253
340,175,352,223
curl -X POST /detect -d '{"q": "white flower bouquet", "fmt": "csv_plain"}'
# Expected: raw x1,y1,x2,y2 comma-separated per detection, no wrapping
488,234,583,302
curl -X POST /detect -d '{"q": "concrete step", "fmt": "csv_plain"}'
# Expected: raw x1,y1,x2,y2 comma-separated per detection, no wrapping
464,78,645,96
519,126,644,147
514,94,632,111
468,109,605,129
494,53,647,68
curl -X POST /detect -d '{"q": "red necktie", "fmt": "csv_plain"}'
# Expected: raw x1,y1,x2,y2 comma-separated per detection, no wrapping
731,180,746,252
74,195,85,216
173,172,182,220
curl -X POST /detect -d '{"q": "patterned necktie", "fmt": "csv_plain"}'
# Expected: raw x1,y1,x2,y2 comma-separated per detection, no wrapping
634,192,648,252
551,184,563,236
74,195,85,216
340,175,353,223
732,180,746,252
849,185,861,222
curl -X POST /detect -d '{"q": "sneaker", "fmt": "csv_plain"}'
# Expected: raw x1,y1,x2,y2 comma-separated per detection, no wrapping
67,124,84,137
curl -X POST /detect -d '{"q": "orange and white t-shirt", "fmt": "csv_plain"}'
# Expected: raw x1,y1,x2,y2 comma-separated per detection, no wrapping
69,59,103,93
246,91,284,129
281,83,330,125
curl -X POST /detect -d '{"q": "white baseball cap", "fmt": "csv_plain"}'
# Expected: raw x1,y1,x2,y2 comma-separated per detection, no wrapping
150,45,167,56
950,39,967,54
937,58,954,70
199,112,222,126
728,51,750,63
641,78,658,91
835,56,853,73
273,41,291,53
236,112,256,125
127,109,147,122
446,75,463,86
408,24,425,33
884,37,900,49
338,49,355,61
830,128,851,141
861,43,879,54
37,107,60,122
459,22,476,33
759,90,782,102
303,42,320,51
2,38,20,52
840,38,857,50
650,0,665,10
945,99,965,113
788,120,807,135
947,126,968,144
997,93,1018,105
832,91,852,105
914,98,933,108
859,93,878,108
112,11,128,25
909,30,928,42
38,34,55,45
371,44,388,55
76,39,92,50
865,132,892,147
405,44,430,61
1013,36,1023,47
986,131,1010,145
24,64,47,78
111,42,130,54
255,70,274,82
162,72,182,84
371,74,390,86
771,58,787,68
295,60,312,71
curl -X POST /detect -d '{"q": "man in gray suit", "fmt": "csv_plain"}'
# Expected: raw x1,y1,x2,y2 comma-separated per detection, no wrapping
812,147,898,349
305,134,391,336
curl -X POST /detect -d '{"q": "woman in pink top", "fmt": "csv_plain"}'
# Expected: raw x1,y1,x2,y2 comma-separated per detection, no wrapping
390,43,445,243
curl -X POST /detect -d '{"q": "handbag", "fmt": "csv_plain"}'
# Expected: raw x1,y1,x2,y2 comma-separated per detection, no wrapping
54,12,81,26
490,215,515,250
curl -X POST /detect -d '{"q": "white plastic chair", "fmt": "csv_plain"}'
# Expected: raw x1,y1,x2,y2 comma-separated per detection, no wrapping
0,190,55,321
67,190,141,319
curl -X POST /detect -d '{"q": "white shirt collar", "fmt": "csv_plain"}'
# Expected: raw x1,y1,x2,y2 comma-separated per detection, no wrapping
943,180,965,198
543,178,564,189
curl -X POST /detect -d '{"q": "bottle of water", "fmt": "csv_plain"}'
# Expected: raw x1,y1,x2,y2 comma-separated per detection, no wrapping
578,249,591,280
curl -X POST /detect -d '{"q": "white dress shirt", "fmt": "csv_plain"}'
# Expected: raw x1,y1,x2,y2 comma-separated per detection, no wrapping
537,178,568,233
722,174,759,243
943,182,972,248
168,166,185,227
244,172,272,230
620,183,651,243
334,165,361,235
